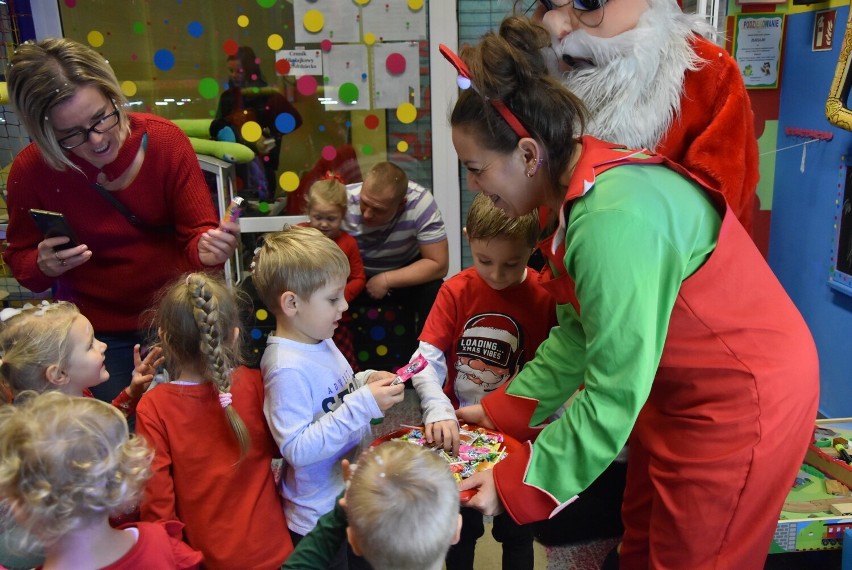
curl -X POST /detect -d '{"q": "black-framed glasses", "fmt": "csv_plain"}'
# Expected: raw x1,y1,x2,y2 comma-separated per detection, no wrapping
56,104,121,150
538,0,607,27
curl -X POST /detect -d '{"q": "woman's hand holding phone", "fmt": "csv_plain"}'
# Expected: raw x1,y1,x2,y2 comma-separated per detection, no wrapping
36,237,91,277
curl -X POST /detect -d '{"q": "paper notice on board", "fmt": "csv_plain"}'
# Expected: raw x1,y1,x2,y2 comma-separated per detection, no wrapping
293,0,360,44
322,43,370,111
734,14,784,89
361,1,427,41
276,50,322,77
372,42,421,109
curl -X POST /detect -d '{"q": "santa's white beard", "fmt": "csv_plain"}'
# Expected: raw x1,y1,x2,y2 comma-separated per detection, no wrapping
549,0,713,150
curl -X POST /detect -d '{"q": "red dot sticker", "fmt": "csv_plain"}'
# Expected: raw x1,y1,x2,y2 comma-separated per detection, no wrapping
364,114,380,129
275,59,291,75
223,39,239,56
321,145,337,161
296,75,318,96
320,39,333,52
386,52,406,75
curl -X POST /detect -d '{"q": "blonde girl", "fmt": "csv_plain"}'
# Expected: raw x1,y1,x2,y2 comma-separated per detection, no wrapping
304,172,366,369
136,272,293,569
0,391,202,569
0,301,161,417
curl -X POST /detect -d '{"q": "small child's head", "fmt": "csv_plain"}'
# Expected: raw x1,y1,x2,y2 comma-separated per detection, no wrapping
252,225,349,341
0,302,108,398
344,442,461,570
153,272,250,455
306,173,347,240
0,391,152,552
465,193,539,291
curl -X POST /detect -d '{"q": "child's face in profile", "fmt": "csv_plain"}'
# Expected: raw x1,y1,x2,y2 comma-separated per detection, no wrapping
290,276,348,344
469,236,532,291
308,197,344,240
61,315,109,394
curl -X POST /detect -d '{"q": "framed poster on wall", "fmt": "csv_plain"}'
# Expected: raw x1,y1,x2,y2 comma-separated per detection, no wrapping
829,157,852,297
733,13,785,89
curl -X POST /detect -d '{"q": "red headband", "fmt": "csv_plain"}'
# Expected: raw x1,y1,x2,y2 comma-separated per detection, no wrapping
321,171,346,185
439,43,531,139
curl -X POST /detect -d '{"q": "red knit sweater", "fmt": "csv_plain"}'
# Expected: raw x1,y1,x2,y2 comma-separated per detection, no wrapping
3,113,219,333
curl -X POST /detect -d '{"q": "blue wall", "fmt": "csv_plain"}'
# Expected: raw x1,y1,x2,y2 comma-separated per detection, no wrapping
770,6,852,417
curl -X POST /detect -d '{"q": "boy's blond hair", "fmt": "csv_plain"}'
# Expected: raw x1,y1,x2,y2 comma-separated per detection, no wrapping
346,441,460,570
466,192,539,247
0,302,81,396
0,391,152,552
252,225,350,312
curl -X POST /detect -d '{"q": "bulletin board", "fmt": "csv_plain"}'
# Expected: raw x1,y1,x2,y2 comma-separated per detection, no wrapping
829,157,852,297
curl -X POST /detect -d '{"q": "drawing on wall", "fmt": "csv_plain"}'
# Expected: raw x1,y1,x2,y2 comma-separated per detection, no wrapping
829,157,852,296
372,42,421,109
322,43,370,111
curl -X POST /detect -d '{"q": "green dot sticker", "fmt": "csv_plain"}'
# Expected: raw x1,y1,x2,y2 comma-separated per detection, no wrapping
338,83,359,105
197,77,219,99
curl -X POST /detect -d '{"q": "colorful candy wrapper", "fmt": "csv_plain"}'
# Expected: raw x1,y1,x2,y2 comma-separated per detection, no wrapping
390,354,428,385
222,197,244,224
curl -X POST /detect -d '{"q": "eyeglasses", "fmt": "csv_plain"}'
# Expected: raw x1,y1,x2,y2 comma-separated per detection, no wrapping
439,44,531,140
56,105,121,150
538,0,607,28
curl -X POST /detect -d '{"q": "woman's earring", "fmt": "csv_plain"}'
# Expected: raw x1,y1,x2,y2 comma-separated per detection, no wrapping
526,169,535,178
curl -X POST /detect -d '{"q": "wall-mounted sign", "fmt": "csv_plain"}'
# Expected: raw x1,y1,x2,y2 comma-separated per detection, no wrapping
733,13,785,89
813,9,837,52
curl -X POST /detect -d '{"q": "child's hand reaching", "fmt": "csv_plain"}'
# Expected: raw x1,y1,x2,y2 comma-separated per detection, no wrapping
426,420,460,456
125,345,164,399
367,375,405,412
366,370,395,384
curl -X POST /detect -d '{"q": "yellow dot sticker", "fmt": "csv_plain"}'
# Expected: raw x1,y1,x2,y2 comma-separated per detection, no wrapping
279,171,300,192
396,103,417,124
267,34,284,51
396,141,409,153
87,31,105,47
363,32,376,46
354,0,370,5
256,308,268,321
241,121,262,143
376,345,388,356
121,80,138,97
303,10,324,33
408,0,424,9
237,15,250,27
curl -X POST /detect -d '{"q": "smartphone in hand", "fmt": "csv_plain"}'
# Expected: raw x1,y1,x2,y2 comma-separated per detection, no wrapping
29,209,80,251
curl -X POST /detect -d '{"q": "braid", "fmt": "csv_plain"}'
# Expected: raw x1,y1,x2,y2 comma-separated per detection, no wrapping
185,274,251,457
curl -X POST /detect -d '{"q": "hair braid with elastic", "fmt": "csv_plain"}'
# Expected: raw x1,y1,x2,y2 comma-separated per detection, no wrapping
185,274,251,457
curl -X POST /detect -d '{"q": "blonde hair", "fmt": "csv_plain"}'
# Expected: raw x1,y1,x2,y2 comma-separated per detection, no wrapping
252,225,349,312
365,162,408,202
466,192,540,247
306,177,347,214
0,302,81,396
152,273,251,456
346,442,460,570
8,38,130,172
0,391,152,552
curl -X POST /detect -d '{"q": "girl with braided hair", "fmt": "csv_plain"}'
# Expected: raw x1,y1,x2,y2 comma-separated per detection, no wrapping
136,272,293,569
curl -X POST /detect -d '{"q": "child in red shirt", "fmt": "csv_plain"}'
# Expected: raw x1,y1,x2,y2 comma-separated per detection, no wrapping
136,273,293,569
0,391,202,569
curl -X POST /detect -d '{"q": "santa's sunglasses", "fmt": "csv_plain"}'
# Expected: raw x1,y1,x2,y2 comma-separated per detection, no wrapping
539,0,607,13
537,0,607,28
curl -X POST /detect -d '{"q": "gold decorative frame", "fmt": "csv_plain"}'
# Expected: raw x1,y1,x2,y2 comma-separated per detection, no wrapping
826,8,852,130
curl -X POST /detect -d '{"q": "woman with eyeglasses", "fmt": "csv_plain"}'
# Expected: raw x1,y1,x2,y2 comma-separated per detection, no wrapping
450,17,818,569
3,38,239,405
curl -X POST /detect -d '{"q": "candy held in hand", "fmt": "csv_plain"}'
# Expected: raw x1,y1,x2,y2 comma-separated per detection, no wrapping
390,354,428,385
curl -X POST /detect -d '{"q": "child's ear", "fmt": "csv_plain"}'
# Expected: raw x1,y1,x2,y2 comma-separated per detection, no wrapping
230,326,241,348
451,513,463,545
44,364,68,387
462,227,468,240
279,291,298,317
346,526,363,556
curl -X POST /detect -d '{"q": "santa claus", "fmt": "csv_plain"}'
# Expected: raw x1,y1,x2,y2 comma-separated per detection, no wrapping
533,0,759,232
